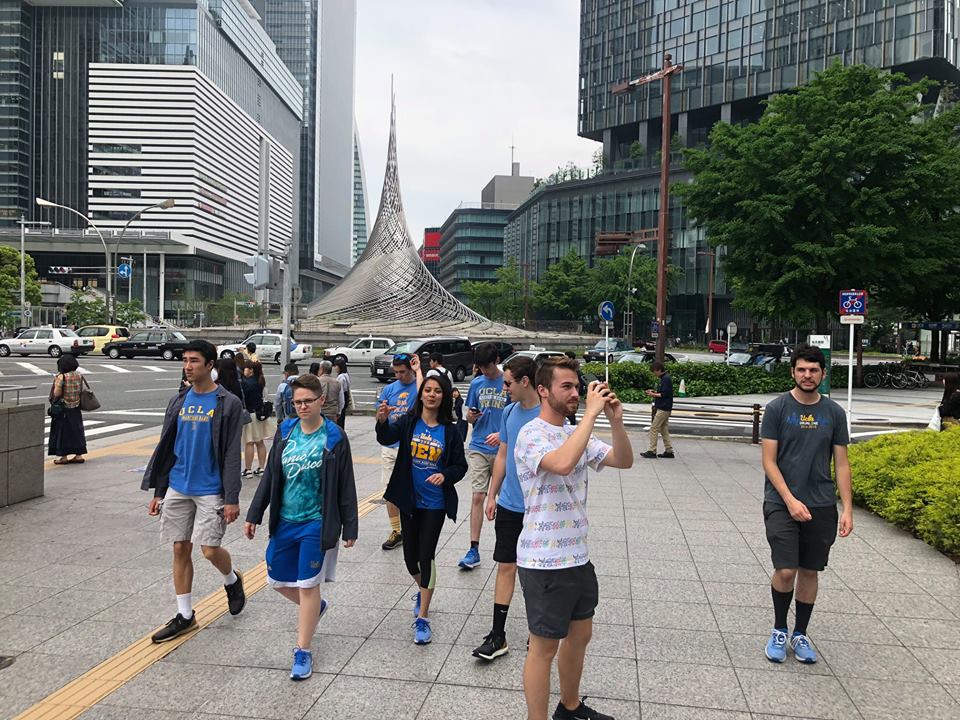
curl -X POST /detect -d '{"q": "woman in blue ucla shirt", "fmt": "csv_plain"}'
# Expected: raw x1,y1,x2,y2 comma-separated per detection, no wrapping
376,374,467,645
244,373,359,681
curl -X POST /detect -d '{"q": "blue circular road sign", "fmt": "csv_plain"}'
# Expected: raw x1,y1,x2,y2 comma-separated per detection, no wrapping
117,263,132,279
598,300,615,322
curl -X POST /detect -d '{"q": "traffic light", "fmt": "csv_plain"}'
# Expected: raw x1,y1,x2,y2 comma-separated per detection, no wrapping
243,254,270,289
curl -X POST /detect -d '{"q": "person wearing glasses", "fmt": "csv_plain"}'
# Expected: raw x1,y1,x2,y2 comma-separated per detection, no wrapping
244,373,359,681
376,373,467,645
377,352,423,550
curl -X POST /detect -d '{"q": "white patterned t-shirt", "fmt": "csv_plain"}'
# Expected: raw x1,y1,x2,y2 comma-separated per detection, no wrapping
514,417,611,570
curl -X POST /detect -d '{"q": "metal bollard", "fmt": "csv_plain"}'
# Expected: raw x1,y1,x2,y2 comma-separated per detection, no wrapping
752,403,761,444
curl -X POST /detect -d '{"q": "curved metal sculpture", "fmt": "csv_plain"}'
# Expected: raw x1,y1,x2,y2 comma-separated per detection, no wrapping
303,94,509,334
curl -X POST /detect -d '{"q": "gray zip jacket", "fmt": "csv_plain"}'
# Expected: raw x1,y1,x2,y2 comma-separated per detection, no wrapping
141,385,246,504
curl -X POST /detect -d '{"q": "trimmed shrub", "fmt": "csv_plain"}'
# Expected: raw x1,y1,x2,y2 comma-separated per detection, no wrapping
848,427,960,556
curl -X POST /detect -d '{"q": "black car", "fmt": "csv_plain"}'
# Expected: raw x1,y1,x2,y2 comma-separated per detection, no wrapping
471,340,514,363
372,337,474,383
102,329,190,360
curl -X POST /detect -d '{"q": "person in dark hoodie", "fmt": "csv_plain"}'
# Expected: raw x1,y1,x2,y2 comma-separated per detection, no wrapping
376,374,467,646
142,339,248,644
244,373,358,681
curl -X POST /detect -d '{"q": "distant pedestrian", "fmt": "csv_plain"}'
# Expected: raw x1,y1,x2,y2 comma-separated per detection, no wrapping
376,373,467,645
333,357,351,428
641,361,674,459
760,343,852,665
308,361,321,376
143,339,247,643
241,361,274,476
48,354,87,465
316,360,343,422
452,388,467,442
216,357,244,405
939,372,960,429
275,362,299,422
244,373,358,681
425,352,454,385
244,342,259,363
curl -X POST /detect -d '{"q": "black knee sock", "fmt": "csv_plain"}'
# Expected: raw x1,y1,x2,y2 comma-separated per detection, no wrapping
771,586,793,631
794,600,814,636
492,603,509,636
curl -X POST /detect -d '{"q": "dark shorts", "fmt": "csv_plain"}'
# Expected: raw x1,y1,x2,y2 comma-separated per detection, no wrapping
518,561,599,639
493,505,524,564
764,501,838,571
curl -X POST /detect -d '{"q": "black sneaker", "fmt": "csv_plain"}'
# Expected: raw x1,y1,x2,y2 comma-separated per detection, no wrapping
640,451,658,459
553,696,615,720
225,569,246,616
151,613,197,644
381,529,403,550
657,452,675,458
472,632,508,661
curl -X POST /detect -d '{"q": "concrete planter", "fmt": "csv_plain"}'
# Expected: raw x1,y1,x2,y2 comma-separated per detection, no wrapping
0,403,45,507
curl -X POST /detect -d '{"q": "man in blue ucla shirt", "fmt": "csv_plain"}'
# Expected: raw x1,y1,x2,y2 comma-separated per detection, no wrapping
459,342,508,570
143,340,247,643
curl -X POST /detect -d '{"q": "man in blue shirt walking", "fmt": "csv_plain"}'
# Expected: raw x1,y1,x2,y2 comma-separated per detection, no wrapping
459,342,508,570
143,340,248,642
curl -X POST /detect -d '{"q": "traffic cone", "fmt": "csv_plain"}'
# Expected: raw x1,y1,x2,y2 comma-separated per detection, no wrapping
678,379,687,398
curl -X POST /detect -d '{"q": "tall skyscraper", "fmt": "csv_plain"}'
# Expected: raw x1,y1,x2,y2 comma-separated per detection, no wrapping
352,122,370,265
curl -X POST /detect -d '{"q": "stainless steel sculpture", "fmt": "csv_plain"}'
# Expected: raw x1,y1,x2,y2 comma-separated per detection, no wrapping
303,94,510,335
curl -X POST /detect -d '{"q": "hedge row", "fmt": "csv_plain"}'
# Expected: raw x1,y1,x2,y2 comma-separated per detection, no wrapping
848,427,960,556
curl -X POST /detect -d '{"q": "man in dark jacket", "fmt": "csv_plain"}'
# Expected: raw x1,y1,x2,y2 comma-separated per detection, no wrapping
143,339,248,643
641,360,675,459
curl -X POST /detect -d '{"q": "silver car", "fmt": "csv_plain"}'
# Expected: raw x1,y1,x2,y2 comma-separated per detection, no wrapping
0,327,95,358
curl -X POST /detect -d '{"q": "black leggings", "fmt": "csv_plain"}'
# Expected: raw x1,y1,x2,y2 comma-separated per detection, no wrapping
400,508,446,589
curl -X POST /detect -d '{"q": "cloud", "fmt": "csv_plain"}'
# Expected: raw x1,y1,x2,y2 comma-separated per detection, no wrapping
354,0,597,248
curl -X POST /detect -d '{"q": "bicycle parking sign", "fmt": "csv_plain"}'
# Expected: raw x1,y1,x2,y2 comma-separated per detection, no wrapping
839,289,867,316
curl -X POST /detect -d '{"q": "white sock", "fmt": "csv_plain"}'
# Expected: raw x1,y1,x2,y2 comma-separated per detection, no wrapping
223,569,237,586
176,593,193,619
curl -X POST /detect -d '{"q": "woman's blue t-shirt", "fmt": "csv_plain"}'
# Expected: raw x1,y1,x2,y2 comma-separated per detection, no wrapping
410,418,445,510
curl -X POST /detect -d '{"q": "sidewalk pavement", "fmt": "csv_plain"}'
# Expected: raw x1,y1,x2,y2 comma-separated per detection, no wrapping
0,421,958,719
625,387,944,428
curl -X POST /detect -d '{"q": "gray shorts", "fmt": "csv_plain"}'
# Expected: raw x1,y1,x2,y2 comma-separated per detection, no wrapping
159,488,227,547
519,561,599,639
467,451,496,493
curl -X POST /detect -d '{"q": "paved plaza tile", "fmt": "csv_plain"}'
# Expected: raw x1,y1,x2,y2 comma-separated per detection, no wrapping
0,426,957,719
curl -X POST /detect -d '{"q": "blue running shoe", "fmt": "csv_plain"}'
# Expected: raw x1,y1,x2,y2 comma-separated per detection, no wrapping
458,546,480,570
790,633,818,663
413,617,432,645
319,598,330,619
412,591,421,618
290,648,313,680
764,629,788,663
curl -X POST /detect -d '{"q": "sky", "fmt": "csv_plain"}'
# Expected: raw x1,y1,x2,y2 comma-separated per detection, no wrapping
354,0,597,248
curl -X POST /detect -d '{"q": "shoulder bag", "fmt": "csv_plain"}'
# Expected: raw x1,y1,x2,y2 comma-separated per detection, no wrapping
79,375,101,412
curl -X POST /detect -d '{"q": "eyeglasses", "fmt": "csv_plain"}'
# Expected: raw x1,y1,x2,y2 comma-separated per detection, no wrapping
293,397,321,408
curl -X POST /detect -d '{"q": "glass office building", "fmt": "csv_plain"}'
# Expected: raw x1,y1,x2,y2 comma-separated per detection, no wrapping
505,0,960,340
438,206,514,304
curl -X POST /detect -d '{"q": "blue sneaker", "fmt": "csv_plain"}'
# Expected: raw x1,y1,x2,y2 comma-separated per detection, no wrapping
458,546,480,570
413,617,432,645
764,629,788,663
412,591,421,618
319,598,330,619
290,648,313,680
790,633,818,663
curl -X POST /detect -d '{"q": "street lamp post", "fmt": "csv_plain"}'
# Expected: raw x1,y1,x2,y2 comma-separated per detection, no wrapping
613,53,682,363
17,217,51,327
697,249,716,345
35,197,112,323
110,199,175,321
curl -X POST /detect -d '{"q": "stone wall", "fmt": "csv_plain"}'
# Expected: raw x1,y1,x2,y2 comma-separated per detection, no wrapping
0,403,45,507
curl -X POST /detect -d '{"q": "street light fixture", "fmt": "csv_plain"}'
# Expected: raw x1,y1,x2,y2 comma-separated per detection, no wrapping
111,198,175,319
36,197,112,323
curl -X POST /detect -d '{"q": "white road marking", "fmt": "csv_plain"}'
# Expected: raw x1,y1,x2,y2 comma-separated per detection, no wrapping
142,366,168,373
100,364,132,373
17,362,49,376
82,423,142,437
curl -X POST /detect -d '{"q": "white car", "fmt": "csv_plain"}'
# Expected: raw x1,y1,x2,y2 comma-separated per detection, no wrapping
0,327,95,358
217,332,313,364
324,336,394,367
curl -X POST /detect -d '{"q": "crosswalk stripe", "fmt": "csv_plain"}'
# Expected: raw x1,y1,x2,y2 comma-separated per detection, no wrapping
81,423,142,438
17,362,49,376
142,366,168,373
44,418,107,428
100,364,132,373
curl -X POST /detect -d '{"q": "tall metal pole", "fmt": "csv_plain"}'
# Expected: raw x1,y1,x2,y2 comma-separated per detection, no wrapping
625,244,641,345
19,217,25,324
698,249,715,343
111,199,174,321
655,54,673,363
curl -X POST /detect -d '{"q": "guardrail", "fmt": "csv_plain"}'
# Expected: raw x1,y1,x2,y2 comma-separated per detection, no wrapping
668,399,763,443
0,385,37,405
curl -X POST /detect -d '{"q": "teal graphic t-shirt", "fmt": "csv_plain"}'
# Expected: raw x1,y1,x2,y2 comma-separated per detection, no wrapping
280,422,327,522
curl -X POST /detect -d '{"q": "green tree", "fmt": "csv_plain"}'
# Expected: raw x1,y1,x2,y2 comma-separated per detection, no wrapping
461,279,500,319
461,260,531,325
678,62,960,331
534,249,592,321
204,292,259,327
115,299,147,327
584,249,659,329
65,290,106,327
0,246,42,325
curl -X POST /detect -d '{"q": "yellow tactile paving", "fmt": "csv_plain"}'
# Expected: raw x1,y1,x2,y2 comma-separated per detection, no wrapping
15,488,386,720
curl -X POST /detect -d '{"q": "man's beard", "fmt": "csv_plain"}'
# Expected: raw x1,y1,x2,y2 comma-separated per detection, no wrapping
547,394,578,416
794,379,819,394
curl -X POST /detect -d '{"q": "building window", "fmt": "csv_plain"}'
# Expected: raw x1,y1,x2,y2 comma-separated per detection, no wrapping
91,143,142,154
91,187,142,198
90,166,142,176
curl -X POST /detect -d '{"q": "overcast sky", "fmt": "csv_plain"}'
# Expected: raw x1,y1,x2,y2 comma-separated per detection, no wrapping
354,0,597,248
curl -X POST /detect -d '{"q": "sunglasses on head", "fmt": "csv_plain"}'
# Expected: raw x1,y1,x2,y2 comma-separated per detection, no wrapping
393,353,412,363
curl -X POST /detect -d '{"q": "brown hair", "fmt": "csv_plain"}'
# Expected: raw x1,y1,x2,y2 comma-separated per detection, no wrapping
291,373,325,398
247,360,265,388
942,372,959,406
535,356,580,390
